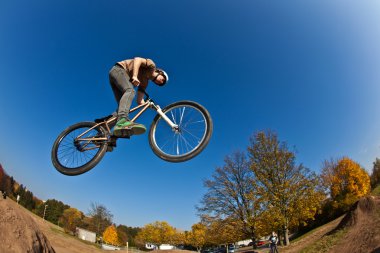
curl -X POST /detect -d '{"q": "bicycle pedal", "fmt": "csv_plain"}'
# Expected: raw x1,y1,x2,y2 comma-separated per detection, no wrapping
119,128,133,138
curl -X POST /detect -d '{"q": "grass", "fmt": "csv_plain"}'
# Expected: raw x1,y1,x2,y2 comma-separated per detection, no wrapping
372,184,380,196
290,215,342,245
49,226,101,249
298,227,348,253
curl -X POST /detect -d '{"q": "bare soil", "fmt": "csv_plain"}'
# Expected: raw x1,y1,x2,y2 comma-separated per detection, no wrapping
0,198,102,253
0,197,55,253
277,196,380,253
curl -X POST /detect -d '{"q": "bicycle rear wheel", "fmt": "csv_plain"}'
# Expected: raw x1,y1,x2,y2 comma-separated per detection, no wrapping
149,101,213,162
51,121,108,175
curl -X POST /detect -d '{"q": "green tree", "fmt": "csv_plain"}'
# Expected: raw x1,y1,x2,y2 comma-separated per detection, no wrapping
39,199,70,225
370,158,380,189
117,225,141,247
198,151,260,244
15,184,36,211
248,130,325,246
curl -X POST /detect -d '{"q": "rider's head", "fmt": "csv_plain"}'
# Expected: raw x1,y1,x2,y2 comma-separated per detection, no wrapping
152,68,169,86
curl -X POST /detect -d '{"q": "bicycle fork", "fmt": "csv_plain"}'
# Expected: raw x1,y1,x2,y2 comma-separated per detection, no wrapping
150,103,179,132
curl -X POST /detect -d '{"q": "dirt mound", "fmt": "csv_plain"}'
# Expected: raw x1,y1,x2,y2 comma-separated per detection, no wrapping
330,196,380,253
335,196,376,229
0,198,55,253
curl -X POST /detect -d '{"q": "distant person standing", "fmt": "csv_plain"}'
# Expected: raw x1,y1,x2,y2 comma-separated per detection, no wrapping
269,231,279,253
2,191,6,199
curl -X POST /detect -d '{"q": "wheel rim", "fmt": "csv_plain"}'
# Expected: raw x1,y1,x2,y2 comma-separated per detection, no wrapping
152,104,208,158
56,126,104,170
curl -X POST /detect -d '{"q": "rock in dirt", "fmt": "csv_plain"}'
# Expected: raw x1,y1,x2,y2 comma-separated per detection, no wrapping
0,198,55,253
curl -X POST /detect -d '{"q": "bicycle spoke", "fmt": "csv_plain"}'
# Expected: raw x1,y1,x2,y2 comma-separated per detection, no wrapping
56,126,102,169
153,104,207,158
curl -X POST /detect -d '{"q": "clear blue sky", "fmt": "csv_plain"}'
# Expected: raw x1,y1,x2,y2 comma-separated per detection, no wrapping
1,0,380,230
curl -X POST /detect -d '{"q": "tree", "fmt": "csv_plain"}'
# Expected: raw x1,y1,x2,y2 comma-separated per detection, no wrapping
117,225,141,247
116,226,128,246
0,165,13,198
103,225,122,246
59,208,83,234
198,151,260,244
37,199,69,225
370,158,380,189
186,223,207,252
205,218,243,246
87,202,113,235
135,221,177,248
248,130,324,246
323,157,370,210
15,184,36,211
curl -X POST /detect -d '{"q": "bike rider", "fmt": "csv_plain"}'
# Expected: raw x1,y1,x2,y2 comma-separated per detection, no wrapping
269,231,279,253
109,57,169,137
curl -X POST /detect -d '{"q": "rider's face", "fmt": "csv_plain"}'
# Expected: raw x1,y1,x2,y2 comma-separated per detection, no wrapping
153,74,165,85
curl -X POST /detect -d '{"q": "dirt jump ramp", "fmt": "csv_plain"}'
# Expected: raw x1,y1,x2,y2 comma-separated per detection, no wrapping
331,196,380,253
0,198,55,253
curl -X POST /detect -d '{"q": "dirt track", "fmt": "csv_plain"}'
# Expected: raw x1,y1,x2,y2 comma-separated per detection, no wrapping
279,196,380,253
0,198,102,253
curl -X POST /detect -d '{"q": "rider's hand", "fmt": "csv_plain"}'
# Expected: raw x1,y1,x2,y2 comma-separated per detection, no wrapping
131,76,140,87
138,99,145,105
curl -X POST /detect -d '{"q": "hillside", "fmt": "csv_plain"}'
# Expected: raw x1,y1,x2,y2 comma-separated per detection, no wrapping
279,196,380,253
1,194,380,253
0,197,103,253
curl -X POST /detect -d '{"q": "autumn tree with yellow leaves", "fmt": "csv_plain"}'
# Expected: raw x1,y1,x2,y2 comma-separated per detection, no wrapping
205,218,244,246
103,225,122,246
135,221,182,248
248,130,325,246
59,208,83,234
186,223,207,252
322,157,370,211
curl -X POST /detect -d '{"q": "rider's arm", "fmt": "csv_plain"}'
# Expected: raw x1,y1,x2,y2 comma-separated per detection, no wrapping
132,57,156,77
136,88,145,105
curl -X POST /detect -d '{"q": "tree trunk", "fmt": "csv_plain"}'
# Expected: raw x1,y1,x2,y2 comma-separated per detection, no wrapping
283,225,289,246
251,237,257,249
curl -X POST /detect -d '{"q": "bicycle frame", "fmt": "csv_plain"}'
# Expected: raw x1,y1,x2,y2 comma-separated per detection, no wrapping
75,94,179,147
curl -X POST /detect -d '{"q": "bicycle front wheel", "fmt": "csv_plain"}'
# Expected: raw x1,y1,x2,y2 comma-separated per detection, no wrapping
51,121,108,176
149,101,213,162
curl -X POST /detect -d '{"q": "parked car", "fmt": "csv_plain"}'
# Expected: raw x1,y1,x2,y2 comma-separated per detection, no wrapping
256,240,266,246
248,240,266,247
228,245,235,253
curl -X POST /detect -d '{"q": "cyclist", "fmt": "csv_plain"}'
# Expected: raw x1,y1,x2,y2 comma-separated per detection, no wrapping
269,231,279,253
109,57,168,137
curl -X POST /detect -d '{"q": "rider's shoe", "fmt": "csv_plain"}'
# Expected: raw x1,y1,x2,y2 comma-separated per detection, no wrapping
113,118,146,137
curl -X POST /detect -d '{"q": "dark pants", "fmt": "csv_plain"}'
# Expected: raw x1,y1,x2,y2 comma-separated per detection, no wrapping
270,244,278,253
109,65,135,121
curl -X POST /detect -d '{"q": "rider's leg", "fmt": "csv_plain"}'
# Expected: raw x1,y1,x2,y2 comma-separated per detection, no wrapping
109,65,146,136
109,65,134,121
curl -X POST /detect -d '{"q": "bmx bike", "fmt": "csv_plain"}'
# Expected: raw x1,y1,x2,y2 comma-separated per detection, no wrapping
51,91,213,176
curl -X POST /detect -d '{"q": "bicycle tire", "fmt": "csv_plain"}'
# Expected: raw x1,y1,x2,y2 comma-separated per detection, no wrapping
51,121,108,176
149,101,213,162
